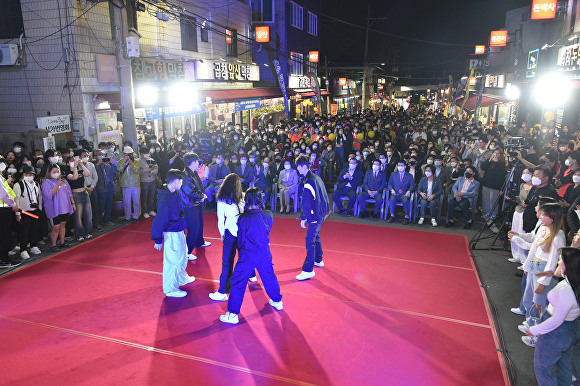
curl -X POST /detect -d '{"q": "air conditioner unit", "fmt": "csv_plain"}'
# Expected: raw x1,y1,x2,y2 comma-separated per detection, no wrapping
0,44,19,66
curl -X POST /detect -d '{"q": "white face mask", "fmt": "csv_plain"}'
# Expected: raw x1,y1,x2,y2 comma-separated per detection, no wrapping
521,173,532,182
327,147,332,151
574,176,580,183
97,155,104,160
240,160,247,165
380,158,386,164
531,176,542,186
0,163,5,172
386,151,392,157
427,159,433,165
14,147,21,153
51,173,60,179
150,148,156,153
82,157,89,163
434,160,442,166
349,163,357,170
425,171,432,177
565,159,571,167
450,162,457,167
49,157,58,164
7,168,17,174
262,162,269,168
397,166,405,173
284,164,291,170
143,154,150,159
372,164,379,172
24,176,34,183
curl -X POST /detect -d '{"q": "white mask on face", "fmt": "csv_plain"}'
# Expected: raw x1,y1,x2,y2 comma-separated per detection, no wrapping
240,160,247,165
0,163,5,172
24,176,34,183
14,147,21,153
427,159,433,165
574,176,580,183
521,173,532,182
143,154,150,159
434,160,442,167
565,159,571,167
82,157,89,164
450,162,457,167
397,166,405,173
386,151,392,157
51,172,60,179
425,171,432,177
349,163,357,171
262,162,269,168
372,164,379,172
7,168,17,174
531,176,542,186
97,155,104,160
49,157,58,164
284,164,291,170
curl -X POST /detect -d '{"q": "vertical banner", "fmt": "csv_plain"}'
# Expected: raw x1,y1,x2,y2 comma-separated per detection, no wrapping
444,76,453,117
474,47,492,127
306,72,322,112
451,75,468,117
272,59,290,120
460,68,475,115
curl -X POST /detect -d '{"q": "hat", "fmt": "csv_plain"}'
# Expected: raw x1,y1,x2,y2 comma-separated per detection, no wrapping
123,146,134,154
22,165,36,174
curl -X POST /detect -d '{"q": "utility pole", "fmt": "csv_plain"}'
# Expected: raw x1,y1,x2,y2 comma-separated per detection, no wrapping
362,4,371,112
325,55,331,116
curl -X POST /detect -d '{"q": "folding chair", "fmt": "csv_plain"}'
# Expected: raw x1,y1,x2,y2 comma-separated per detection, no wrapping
332,184,359,214
356,190,386,219
385,191,414,220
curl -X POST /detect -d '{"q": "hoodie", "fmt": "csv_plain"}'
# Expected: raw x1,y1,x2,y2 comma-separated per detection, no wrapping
150,187,187,244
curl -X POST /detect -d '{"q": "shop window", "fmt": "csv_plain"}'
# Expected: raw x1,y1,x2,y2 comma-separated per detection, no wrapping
290,52,303,75
307,12,318,36
290,2,303,30
0,0,24,38
181,15,198,52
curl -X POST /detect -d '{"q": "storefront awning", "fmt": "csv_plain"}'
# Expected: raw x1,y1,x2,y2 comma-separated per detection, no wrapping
296,90,331,97
202,88,294,104
95,93,121,111
455,94,506,111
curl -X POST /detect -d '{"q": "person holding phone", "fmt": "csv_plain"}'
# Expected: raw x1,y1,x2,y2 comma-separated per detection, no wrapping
41,165,74,252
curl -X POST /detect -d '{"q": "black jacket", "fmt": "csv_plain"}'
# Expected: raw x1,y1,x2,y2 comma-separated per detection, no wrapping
181,168,204,208
150,187,187,244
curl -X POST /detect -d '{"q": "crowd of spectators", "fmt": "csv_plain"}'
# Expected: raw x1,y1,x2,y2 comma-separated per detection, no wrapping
2,106,580,382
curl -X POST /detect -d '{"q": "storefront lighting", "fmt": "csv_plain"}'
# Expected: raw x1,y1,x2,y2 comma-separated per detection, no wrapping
219,57,226,61
505,84,520,100
264,63,269,67
135,84,159,107
168,83,198,107
569,35,579,41
251,62,257,65
534,72,572,107
236,60,242,63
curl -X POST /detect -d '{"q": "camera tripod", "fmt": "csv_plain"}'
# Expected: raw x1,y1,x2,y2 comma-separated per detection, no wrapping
470,162,524,250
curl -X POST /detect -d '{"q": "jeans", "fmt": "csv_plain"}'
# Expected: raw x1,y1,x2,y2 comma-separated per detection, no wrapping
227,249,282,314
388,194,410,218
141,181,156,214
303,219,324,272
481,186,500,220
418,196,439,219
73,191,92,238
357,192,383,214
535,312,576,386
97,184,115,224
184,205,205,252
122,187,140,220
204,183,220,202
523,260,558,327
333,188,357,212
219,230,255,293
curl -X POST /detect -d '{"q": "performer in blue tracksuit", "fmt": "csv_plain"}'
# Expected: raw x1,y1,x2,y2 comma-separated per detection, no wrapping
219,187,283,324
151,169,195,298
295,155,330,281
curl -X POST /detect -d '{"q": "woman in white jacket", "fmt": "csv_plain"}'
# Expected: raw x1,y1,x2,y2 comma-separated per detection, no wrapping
521,203,566,346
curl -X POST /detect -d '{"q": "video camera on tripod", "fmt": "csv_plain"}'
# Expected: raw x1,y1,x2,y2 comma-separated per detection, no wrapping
505,137,530,158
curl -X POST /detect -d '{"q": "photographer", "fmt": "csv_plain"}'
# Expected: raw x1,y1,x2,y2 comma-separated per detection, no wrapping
515,139,541,169
167,142,185,171
95,150,117,228
480,149,507,231
118,147,141,224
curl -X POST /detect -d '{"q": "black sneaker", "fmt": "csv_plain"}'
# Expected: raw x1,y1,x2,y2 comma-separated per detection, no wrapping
131,218,139,223
337,209,346,215
346,210,354,217
371,213,379,220
359,211,369,219
95,225,104,232
123,219,131,224
0,260,21,269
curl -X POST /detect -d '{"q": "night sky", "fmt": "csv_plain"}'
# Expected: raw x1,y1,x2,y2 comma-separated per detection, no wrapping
321,0,531,83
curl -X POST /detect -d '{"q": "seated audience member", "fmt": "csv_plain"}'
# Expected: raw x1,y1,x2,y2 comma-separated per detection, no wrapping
205,154,231,202
255,157,274,205
234,155,254,191
357,159,386,219
417,164,443,226
387,161,415,224
333,158,363,216
445,165,480,229
278,160,299,213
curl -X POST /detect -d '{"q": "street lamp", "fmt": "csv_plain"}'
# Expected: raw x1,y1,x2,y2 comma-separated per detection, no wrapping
135,84,159,107
534,72,572,107
505,84,520,100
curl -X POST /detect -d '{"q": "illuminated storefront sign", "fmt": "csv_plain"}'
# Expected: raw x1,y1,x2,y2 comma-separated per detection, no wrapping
475,45,486,55
255,26,270,43
557,44,580,70
195,60,260,82
484,74,505,88
308,51,319,63
338,78,347,86
131,59,195,82
490,30,508,47
531,0,557,20
527,49,539,78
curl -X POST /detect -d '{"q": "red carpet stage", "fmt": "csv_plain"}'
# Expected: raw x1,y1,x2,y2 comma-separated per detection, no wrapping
0,213,508,385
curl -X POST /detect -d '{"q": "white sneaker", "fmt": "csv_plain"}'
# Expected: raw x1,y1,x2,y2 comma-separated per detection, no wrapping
248,276,258,283
14,245,20,251
508,257,520,263
431,218,438,227
510,307,525,316
490,224,499,233
209,291,228,301
201,241,211,247
521,336,537,347
219,312,239,324
149,211,156,216
165,290,187,298
30,247,41,255
517,265,524,271
187,254,197,261
20,251,30,260
296,271,315,281
314,261,324,267
8,250,16,256
269,299,283,311
518,324,529,334
143,213,150,219
418,218,424,225
181,275,195,285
